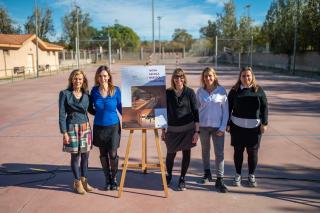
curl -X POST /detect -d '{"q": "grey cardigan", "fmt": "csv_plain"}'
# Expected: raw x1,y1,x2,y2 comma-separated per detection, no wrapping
58,89,94,133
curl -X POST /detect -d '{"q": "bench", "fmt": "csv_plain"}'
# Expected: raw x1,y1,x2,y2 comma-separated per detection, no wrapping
13,66,25,74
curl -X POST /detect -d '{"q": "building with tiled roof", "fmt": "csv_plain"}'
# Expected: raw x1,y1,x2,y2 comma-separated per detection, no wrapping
0,34,64,77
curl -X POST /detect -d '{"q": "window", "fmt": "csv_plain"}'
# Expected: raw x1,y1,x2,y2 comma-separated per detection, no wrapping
47,51,51,56
4,50,10,55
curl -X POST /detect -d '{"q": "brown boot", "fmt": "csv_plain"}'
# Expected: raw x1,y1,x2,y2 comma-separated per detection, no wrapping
80,177,94,192
73,179,86,195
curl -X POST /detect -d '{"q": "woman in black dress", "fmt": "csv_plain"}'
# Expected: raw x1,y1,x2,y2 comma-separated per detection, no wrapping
227,66,268,187
161,68,200,191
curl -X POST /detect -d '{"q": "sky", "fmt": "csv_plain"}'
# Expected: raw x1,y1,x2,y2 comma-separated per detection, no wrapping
0,0,273,41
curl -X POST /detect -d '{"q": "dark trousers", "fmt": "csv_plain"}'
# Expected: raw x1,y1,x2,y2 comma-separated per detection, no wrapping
166,149,191,178
233,144,258,175
71,152,89,180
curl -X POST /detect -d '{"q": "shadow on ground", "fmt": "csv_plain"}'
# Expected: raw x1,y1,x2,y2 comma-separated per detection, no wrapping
1,160,319,207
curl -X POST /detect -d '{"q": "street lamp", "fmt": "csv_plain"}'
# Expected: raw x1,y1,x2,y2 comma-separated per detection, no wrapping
157,16,161,56
34,0,39,78
75,5,80,69
152,0,155,54
245,5,251,21
245,4,253,66
292,0,300,75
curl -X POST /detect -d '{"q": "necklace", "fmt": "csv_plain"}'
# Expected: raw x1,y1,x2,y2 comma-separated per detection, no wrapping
174,88,183,97
73,90,82,99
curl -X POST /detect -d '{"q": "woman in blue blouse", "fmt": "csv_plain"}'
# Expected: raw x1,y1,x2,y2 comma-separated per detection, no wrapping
59,69,94,195
91,65,122,190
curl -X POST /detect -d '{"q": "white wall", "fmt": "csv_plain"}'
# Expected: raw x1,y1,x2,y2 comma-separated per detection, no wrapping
250,52,320,72
0,39,62,77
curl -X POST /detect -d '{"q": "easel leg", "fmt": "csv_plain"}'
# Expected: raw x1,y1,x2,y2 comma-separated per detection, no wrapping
154,129,168,197
142,129,147,174
118,130,134,198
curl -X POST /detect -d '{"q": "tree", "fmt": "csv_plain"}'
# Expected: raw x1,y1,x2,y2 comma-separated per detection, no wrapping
237,15,251,51
300,0,320,52
252,26,268,52
0,7,21,33
172,28,193,50
99,24,140,51
217,0,238,40
216,0,239,53
263,0,299,70
62,7,92,50
24,7,54,41
200,20,220,41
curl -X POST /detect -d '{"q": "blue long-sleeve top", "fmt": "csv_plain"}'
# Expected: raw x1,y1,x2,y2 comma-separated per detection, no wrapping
91,85,122,126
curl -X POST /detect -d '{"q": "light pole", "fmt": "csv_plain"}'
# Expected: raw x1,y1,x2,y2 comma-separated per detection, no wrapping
152,0,155,54
245,4,252,66
157,16,161,56
75,5,80,69
34,0,39,78
292,0,300,75
108,33,112,69
245,4,251,32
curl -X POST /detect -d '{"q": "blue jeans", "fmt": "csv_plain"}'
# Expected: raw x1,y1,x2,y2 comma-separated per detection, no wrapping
199,127,225,177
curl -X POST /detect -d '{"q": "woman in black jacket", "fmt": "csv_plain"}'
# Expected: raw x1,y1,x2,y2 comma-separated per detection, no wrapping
59,69,95,194
226,66,268,187
161,68,200,191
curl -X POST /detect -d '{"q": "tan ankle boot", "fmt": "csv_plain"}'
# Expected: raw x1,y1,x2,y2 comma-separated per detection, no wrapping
73,179,86,195
80,177,93,192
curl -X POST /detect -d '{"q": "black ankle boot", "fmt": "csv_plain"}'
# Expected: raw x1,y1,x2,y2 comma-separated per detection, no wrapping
110,176,118,190
215,177,228,193
110,155,119,191
99,156,111,190
178,176,186,191
166,174,172,186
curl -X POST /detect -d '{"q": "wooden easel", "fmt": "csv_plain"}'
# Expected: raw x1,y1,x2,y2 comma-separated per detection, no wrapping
118,128,168,198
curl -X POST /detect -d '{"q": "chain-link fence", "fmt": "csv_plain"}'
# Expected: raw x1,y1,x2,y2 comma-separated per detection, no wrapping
180,38,320,73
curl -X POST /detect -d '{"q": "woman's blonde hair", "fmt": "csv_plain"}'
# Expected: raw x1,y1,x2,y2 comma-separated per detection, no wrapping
232,66,259,92
170,68,187,89
67,69,89,93
200,67,220,89
94,65,115,96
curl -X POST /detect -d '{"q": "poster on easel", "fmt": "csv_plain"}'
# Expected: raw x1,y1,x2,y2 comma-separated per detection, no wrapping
121,65,167,129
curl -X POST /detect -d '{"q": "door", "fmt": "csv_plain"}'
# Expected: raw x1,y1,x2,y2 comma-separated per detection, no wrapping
27,54,34,73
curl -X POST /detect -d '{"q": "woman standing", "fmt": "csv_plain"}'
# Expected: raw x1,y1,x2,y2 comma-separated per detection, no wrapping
196,67,229,193
161,68,199,191
227,66,268,187
91,65,122,190
59,69,94,195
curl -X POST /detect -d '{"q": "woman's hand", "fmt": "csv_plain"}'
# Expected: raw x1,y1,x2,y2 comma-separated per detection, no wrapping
192,132,199,144
226,125,230,133
260,124,268,134
63,132,70,145
216,130,224,136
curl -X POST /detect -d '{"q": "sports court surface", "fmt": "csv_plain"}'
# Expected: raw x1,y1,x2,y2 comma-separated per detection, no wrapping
0,62,319,212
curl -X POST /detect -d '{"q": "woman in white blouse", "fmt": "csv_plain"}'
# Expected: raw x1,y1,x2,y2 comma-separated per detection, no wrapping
196,67,229,193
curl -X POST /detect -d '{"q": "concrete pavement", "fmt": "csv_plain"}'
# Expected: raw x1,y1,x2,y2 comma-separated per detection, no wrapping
0,62,319,213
